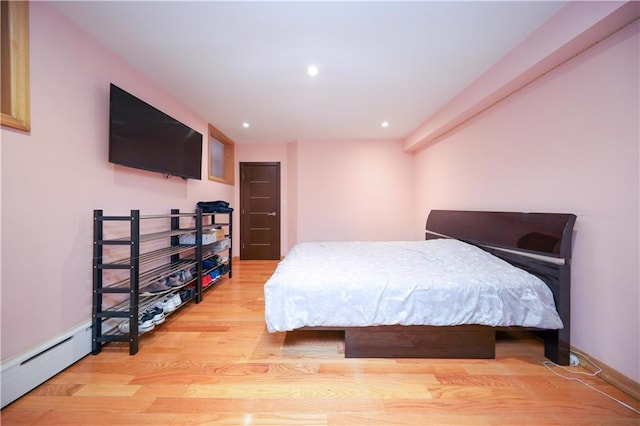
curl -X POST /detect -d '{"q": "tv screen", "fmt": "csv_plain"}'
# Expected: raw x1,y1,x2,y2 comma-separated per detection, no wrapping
109,83,203,180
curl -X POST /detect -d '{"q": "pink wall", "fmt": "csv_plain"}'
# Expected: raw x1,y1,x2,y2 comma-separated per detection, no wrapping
296,139,414,242
413,21,639,381
404,1,638,153
235,139,414,254
286,142,298,251
0,3,233,361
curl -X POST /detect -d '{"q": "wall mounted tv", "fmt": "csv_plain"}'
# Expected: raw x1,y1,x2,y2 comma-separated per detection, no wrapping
109,83,203,180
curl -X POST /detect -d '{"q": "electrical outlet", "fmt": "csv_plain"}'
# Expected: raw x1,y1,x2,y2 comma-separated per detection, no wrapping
569,353,580,366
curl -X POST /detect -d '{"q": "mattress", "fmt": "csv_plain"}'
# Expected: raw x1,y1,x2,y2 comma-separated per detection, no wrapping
264,239,563,332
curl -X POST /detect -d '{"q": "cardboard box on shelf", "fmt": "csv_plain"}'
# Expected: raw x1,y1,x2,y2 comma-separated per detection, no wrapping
204,228,225,241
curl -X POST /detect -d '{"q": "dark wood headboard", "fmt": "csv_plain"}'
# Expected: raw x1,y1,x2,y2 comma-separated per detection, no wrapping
425,210,577,365
426,210,576,260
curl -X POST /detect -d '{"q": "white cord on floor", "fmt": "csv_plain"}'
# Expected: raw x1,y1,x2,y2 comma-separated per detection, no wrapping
542,351,640,415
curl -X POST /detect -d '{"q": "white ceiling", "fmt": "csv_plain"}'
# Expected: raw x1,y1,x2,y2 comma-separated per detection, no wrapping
52,1,567,144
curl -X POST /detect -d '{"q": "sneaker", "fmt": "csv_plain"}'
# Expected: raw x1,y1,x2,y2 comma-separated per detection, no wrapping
203,256,219,269
210,269,220,280
167,273,182,287
139,311,156,332
202,274,212,287
146,279,170,293
179,289,190,303
146,306,165,324
156,297,177,313
170,293,182,308
118,315,154,334
179,269,193,283
118,320,130,334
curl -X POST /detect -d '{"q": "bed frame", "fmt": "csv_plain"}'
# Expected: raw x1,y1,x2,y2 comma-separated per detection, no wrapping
308,210,577,365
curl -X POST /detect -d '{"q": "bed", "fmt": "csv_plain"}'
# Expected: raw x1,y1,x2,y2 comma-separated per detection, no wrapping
264,210,576,365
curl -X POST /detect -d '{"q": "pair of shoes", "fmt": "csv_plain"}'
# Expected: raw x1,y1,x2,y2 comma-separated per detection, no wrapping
179,287,195,302
179,269,193,283
202,274,212,287
166,268,194,287
155,297,175,313
210,269,220,280
202,256,220,269
144,306,165,325
139,311,156,331
118,313,155,334
167,273,182,287
155,293,182,313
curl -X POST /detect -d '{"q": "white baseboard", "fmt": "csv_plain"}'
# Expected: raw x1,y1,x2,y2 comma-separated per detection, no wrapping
1,321,92,408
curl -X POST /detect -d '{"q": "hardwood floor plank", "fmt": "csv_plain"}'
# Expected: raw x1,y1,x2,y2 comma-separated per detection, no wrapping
133,384,191,398
1,412,180,426
146,397,383,414
3,395,156,412
318,361,468,375
183,382,433,399
28,384,83,397
71,384,141,397
47,372,136,385
2,259,639,425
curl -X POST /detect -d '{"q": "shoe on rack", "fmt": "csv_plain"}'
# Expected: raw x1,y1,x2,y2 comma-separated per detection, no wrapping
210,269,220,280
179,269,193,283
179,289,190,303
139,311,156,332
118,315,155,334
146,279,170,293
146,306,165,324
167,273,182,287
170,293,182,308
156,296,177,313
202,257,218,269
117,320,130,334
202,274,212,287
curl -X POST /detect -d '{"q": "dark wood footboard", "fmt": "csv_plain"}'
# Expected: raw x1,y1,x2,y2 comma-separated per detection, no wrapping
344,325,495,359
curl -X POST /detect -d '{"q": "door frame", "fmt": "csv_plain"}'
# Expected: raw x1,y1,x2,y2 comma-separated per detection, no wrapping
239,161,281,260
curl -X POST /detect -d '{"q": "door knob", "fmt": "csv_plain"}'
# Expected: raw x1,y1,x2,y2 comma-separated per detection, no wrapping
266,212,277,216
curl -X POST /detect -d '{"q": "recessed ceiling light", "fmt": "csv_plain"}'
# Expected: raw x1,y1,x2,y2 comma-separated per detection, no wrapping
242,122,250,128
307,64,319,77
381,121,389,128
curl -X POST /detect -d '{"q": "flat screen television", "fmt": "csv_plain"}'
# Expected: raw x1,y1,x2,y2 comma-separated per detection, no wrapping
109,83,203,180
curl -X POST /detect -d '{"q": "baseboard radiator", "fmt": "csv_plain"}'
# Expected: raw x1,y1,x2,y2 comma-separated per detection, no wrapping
1,321,92,408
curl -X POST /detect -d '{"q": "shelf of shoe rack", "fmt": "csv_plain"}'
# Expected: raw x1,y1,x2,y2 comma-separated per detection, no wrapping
92,208,232,355
200,212,233,295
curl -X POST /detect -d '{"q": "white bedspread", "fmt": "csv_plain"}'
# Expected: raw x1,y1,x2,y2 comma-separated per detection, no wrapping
264,239,563,332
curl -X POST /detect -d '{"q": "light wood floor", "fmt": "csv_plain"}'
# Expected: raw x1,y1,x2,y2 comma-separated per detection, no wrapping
2,260,639,425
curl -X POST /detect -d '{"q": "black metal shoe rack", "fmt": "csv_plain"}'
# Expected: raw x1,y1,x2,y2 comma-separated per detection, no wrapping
92,208,233,355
